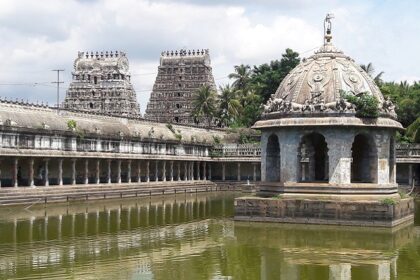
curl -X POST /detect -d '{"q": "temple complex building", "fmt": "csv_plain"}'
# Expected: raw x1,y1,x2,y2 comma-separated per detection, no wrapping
63,51,140,117
145,49,216,125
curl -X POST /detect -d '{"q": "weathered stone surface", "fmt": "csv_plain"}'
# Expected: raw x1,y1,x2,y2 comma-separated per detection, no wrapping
64,51,140,117
145,49,216,126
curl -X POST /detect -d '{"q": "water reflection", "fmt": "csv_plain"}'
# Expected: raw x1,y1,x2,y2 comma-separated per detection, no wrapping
0,193,418,279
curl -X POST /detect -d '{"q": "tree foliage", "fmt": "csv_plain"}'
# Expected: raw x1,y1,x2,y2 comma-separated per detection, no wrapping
191,85,218,127
342,91,379,118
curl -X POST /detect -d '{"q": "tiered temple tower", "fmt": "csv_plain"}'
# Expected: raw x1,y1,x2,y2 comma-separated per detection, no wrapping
145,49,216,125
63,51,140,117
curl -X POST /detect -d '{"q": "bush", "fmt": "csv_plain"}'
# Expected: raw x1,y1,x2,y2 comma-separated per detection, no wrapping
380,198,398,206
67,119,77,130
342,91,379,118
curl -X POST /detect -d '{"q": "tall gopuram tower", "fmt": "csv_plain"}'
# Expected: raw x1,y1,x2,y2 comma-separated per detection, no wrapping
235,14,414,227
145,49,216,125
63,51,140,117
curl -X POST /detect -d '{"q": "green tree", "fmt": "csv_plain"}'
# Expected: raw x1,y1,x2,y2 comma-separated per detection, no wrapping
228,64,252,92
191,85,218,127
251,48,300,103
218,84,242,127
360,62,384,85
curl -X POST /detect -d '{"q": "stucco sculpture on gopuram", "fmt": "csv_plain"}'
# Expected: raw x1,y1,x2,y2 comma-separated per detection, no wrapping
235,14,414,227
63,51,140,117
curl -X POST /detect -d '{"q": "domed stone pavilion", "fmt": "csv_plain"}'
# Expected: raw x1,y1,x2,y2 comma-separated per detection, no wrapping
235,15,414,227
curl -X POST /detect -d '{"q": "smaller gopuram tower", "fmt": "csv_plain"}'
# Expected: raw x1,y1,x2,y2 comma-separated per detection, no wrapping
145,49,216,125
64,51,140,117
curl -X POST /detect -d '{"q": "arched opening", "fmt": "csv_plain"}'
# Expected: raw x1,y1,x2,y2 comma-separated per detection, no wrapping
266,134,280,182
298,132,328,182
174,117,179,123
389,136,395,183
89,102,94,109
351,134,377,183
94,76,98,84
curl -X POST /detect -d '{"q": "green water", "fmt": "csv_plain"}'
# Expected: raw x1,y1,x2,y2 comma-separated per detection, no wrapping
0,192,419,280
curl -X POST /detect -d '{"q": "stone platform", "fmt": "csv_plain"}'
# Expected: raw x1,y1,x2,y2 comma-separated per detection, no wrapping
234,196,414,227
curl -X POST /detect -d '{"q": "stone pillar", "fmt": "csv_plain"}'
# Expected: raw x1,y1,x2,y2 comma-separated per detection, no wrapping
0,159,2,188
29,158,35,187
13,158,18,187
146,160,150,182
327,133,353,185
184,162,188,181
107,159,111,184
329,263,351,280
170,161,174,181
376,262,390,280
58,158,63,186
137,160,141,183
253,163,257,181
71,159,77,185
237,162,241,181
155,161,159,182
84,159,89,185
208,163,212,180
222,163,226,181
162,161,166,182
203,162,206,180
408,164,413,186
177,162,181,181
95,159,100,184
117,160,121,184
197,161,201,180
44,159,49,187
127,160,132,183
191,161,195,180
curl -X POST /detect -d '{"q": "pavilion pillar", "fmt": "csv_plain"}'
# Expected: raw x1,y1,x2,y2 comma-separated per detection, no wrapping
222,163,226,181
184,162,188,181
408,164,413,186
203,162,206,180
146,160,150,182
107,159,111,184
155,161,159,182
13,158,18,187
44,159,49,187
95,159,100,184
127,160,132,183
71,159,77,185
253,163,257,181
170,161,174,181
177,162,181,181
162,161,166,182
137,160,141,183
327,134,353,185
208,163,212,180
58,158,63,186
29,158,35,187
237,162,241,181
84,159,89,185
117,160,121,184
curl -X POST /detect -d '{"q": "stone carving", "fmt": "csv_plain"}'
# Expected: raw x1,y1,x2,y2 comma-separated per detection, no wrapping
381,96,397,118
64,51,140,117
145,49,217,126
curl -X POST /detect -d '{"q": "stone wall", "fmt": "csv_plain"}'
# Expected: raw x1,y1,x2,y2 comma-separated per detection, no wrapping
234,197,414,227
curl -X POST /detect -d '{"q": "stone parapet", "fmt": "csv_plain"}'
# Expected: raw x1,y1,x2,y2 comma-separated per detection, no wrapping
234,196,414,227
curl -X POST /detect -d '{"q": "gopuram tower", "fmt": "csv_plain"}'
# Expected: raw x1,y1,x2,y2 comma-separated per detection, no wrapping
145,49,216,125
63,51,140,117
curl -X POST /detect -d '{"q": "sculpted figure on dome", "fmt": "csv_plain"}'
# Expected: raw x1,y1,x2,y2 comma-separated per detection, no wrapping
382,96,397,118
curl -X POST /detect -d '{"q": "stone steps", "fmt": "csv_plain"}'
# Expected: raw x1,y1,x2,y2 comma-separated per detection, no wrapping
0,181,217,206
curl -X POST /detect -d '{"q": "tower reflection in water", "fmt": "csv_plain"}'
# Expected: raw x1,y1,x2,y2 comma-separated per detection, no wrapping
0,193,415,280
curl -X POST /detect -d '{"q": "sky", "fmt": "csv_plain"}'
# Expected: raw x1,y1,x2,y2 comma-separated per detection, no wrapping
0,0,419,114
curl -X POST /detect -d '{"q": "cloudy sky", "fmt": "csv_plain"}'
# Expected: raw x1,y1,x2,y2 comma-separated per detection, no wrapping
0,0,419,113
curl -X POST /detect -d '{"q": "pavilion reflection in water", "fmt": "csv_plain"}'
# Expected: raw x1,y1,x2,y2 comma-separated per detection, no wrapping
0,193,414,280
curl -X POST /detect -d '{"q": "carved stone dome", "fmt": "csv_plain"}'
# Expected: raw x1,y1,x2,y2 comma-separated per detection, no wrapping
255,17,401,129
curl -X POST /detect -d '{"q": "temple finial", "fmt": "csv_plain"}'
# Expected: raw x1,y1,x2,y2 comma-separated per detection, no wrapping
324,13,334,45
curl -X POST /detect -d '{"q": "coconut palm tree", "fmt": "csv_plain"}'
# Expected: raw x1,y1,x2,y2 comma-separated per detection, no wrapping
191,85,218,127
218,84,242,126
228,64,252,91
360,62,384,86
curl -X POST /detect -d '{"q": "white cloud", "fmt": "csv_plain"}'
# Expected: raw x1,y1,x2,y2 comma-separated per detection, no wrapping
0,0,418,113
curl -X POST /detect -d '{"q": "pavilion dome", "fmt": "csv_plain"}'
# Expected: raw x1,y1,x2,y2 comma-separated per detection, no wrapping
259,18,398,126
